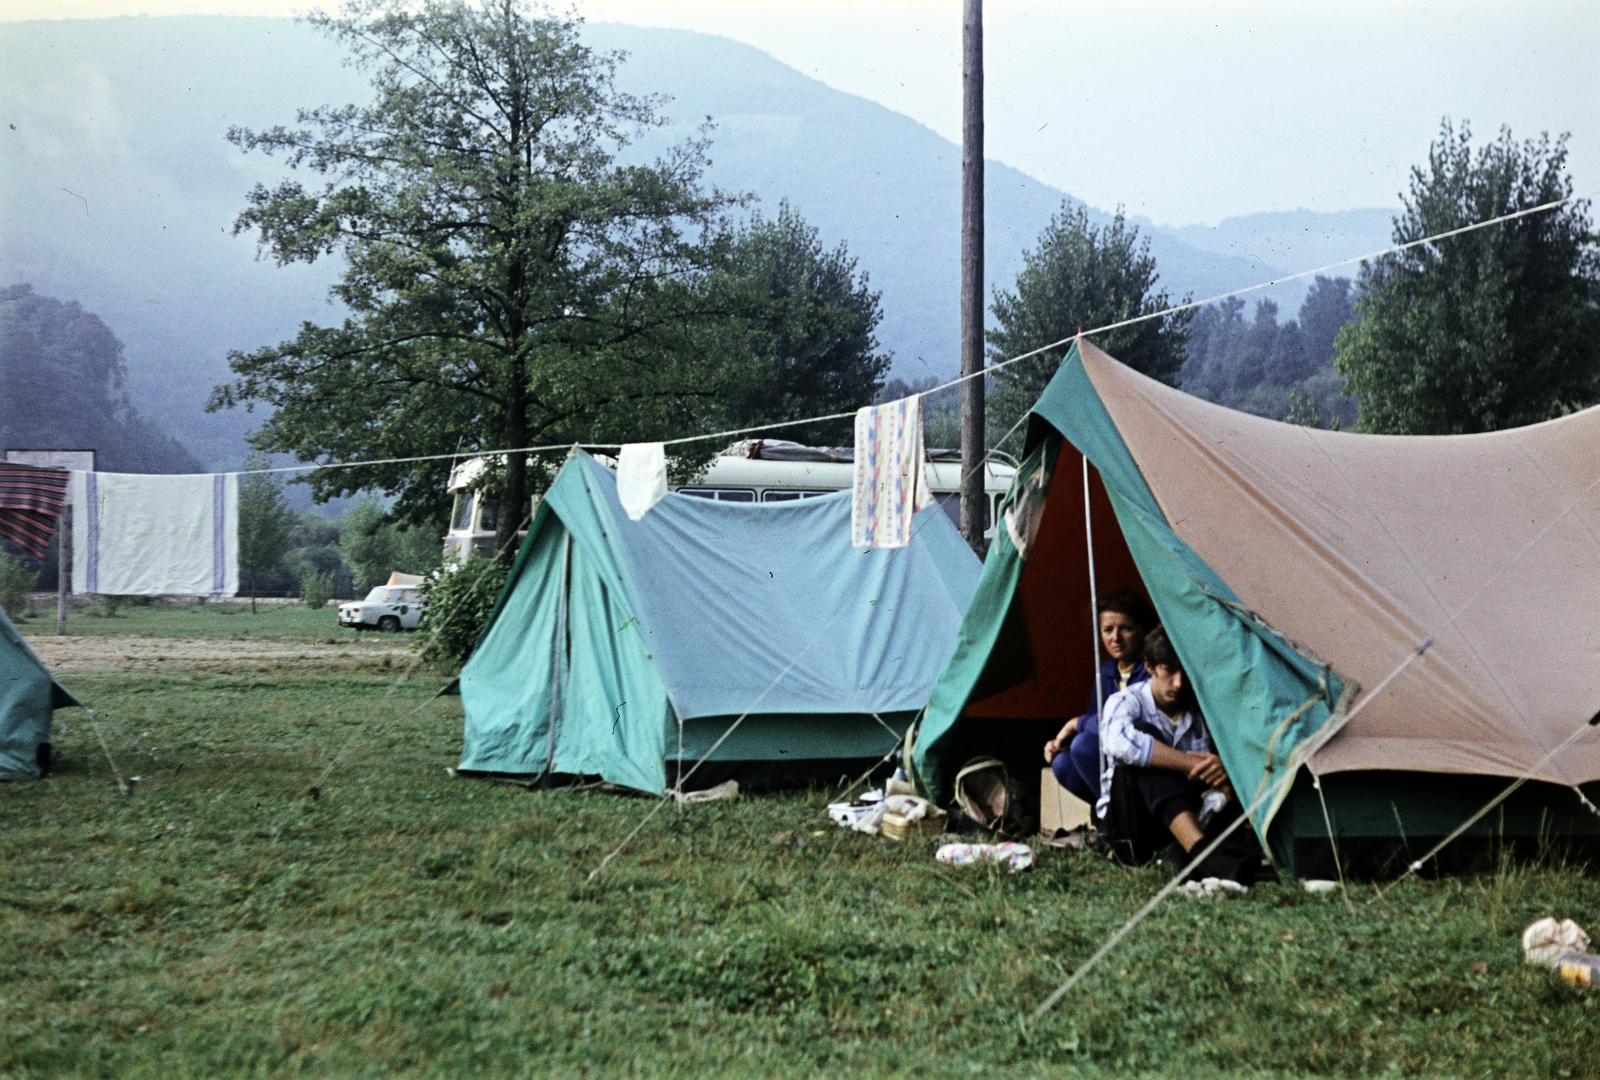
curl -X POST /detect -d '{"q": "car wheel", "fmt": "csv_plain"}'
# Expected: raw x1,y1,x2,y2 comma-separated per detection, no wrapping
377,616,401,633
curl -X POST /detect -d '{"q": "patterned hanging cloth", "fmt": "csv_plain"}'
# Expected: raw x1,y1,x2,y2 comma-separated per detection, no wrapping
0,462,69,558
851,395,932,548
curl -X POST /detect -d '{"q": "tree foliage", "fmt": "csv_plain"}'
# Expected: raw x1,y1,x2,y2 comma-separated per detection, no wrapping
417,552,511,668
211,0,755,548
1336,120,1600,434
1180,276,1358,429
338,495,442,591
0,285,201,473
237,453,295,612
986,205,1192,448
708,203,890,445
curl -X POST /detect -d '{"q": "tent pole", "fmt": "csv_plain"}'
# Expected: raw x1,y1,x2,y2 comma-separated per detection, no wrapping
56,504,70,636
545,531,570,783
1084,454,1103,721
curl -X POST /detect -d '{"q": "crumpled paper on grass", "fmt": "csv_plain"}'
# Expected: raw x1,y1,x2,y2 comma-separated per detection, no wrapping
1523,917,1591,967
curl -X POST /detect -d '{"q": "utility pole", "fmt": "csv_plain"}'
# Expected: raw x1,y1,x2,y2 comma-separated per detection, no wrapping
959,0,986,555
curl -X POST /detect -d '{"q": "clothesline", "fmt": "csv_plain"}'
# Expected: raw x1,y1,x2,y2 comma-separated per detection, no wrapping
227,184,1591,479
22,189,1592,489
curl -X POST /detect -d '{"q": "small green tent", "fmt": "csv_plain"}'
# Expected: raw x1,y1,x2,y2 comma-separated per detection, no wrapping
459,452,982,793
915,339,1600,873
0,605,78,780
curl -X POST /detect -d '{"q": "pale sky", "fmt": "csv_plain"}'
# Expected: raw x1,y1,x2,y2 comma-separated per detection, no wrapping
7,0,1598,226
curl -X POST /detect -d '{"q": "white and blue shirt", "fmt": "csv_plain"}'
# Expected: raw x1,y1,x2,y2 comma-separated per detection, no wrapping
1095,681,1213,823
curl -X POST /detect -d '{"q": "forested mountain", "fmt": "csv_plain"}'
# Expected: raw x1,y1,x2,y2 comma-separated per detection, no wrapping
1179,276,1359,429
0,285,202,473
0,16,1394,469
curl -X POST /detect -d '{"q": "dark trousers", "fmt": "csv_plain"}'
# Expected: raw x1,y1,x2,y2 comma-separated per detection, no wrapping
1104,765,1213,866
1049,712,1101,806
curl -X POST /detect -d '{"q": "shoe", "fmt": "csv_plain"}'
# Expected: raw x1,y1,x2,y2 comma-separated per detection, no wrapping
1197,788,1230,830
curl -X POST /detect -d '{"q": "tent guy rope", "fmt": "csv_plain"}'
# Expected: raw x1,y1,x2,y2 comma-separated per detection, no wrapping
585,415,1031,884
1385,708,1600,888
1029,635,1434,1024
225,186,1595,481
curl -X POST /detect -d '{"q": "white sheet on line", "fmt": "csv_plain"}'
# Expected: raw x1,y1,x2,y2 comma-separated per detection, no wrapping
70,471,239,597
616,442,668,521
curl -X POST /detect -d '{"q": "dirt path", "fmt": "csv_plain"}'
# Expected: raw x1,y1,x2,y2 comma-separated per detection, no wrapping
30,636,414,672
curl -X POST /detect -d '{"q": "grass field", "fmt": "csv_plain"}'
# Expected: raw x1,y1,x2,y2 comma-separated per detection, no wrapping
11,597,362,641
3,637,1598,1078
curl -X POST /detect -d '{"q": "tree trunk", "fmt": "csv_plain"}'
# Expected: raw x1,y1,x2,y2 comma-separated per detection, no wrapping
497,394,528,556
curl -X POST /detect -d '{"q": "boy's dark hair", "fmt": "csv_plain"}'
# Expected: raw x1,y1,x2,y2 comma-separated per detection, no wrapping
1142,625,1181,672
1098,589,1155,632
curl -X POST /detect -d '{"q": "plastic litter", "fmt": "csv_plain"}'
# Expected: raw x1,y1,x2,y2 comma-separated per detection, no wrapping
1180,877,1248,899
885,767,917,798
935,842,1036,873
1556,952,1600,989
1523,918,1591,967
1302,879,1340,894
673,779,739,804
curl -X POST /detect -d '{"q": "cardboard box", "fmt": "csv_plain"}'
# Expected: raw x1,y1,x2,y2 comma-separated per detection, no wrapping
1039,767,1092,833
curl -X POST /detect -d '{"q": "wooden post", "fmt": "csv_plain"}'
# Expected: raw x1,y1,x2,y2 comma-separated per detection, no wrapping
56,504,70,636
959,0,986,555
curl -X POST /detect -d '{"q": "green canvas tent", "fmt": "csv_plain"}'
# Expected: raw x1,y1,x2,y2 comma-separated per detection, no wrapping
915,339,1600,873
0,604,78,780
459,452,982,793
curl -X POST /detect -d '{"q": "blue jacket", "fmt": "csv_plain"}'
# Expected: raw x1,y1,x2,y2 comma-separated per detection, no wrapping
1082,658,1148,722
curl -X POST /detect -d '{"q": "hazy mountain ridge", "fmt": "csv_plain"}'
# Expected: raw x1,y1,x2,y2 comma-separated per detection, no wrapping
0,15,1396,470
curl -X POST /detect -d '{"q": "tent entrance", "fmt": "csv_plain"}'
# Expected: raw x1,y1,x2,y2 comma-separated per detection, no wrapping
965,440,1148,720
921,435,1157,807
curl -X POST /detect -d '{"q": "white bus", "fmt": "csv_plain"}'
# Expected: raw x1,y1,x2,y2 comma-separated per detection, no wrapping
443,440,1016,560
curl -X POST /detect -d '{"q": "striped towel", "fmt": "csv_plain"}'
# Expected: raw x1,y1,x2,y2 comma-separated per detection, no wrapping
0,462,68,558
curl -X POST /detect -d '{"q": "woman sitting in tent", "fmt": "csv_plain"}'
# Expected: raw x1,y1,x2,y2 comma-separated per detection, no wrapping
1096,626,1243,869
1042,590,1154,809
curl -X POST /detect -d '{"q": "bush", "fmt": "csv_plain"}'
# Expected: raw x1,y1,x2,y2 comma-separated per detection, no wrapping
417,555,511,668
94,594,127,618
0,552,36,620
301,570,336,609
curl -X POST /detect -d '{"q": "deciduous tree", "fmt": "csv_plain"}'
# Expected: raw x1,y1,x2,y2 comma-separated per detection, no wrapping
986,206,1192,449
238,452,295,613
211,0,751,548
1336,120,1600,434
709,203,890,445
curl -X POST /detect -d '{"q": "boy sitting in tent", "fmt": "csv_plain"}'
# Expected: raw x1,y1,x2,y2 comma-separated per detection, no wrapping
1094,626,1243,870
1042,590,1153,810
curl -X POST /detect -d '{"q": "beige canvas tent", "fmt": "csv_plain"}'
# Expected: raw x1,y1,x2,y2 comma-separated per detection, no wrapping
917,339,1600,870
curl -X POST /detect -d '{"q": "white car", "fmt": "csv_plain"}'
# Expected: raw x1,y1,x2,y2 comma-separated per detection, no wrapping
338,585,425,632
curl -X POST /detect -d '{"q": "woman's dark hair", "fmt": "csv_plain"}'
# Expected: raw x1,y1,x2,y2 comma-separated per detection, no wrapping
1142,625,1181,672
1098,589,1155,632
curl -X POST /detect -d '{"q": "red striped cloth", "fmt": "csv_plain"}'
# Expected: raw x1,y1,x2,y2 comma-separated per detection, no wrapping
0,462,69,558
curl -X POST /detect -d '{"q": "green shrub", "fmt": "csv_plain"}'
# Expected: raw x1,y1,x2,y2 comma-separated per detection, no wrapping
417,555,511,668
94,594,126,618
0,552,36,619
301,570,335,609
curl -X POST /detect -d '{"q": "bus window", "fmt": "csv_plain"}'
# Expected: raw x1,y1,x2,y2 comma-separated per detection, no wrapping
762,490,830,502
934,491,992,531
478,498,499,534
680,488,757,502
451,493,474,532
